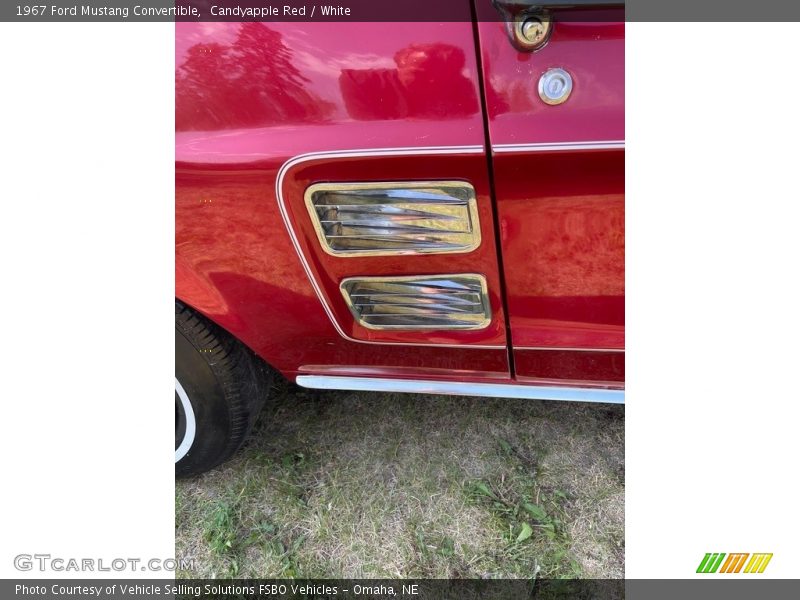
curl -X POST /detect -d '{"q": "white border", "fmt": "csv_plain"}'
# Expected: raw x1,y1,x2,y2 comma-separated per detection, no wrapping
0,22,175,578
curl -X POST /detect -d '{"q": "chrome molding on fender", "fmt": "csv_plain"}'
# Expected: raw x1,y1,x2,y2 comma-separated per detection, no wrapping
340,274,492,331
305,181,481,256
492,140,625,153
296,375,625,404
515,346,625,352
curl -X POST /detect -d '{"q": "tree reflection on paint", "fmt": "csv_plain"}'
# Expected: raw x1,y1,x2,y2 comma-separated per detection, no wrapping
176,23,335,131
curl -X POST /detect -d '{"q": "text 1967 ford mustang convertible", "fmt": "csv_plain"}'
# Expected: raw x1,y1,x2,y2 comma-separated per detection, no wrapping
175,1,624,476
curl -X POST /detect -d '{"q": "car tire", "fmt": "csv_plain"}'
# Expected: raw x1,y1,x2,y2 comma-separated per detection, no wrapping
175,300,270,478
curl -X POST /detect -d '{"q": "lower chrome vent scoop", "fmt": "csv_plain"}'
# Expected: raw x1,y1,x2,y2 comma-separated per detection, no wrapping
340,274,491,330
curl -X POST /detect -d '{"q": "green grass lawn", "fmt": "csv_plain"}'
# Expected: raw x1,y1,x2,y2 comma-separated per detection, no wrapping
175,378,624,579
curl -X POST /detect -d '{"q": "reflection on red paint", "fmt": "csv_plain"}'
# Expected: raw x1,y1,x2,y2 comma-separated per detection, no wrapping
339,43,479,120
176,23,334,131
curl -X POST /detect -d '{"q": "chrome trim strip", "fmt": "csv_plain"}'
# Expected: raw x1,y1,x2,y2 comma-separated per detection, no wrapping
296,375,624,404
492,140,625,153
515,346,625,353
275,145,505,349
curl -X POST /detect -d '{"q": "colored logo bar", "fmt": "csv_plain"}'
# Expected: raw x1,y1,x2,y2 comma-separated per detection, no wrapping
697,553,773,573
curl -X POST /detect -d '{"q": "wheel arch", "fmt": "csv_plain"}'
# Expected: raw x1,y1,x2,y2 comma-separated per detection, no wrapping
176,257,285,378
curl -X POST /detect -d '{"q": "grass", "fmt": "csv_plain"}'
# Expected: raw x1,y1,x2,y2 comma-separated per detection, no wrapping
175,377,624,579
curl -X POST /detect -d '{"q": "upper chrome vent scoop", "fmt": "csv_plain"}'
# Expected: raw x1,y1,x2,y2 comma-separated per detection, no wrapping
305,181,481,256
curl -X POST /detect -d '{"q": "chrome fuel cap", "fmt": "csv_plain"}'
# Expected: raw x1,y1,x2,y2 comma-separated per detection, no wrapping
538,68,573,105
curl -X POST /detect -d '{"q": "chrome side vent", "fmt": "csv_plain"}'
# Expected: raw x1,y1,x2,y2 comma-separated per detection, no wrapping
341,274,491,330
305,181,481,256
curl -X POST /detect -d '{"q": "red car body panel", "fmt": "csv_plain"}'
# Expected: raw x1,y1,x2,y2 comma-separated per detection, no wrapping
175,8,624,392
176,21,510,382
475,14,624,383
